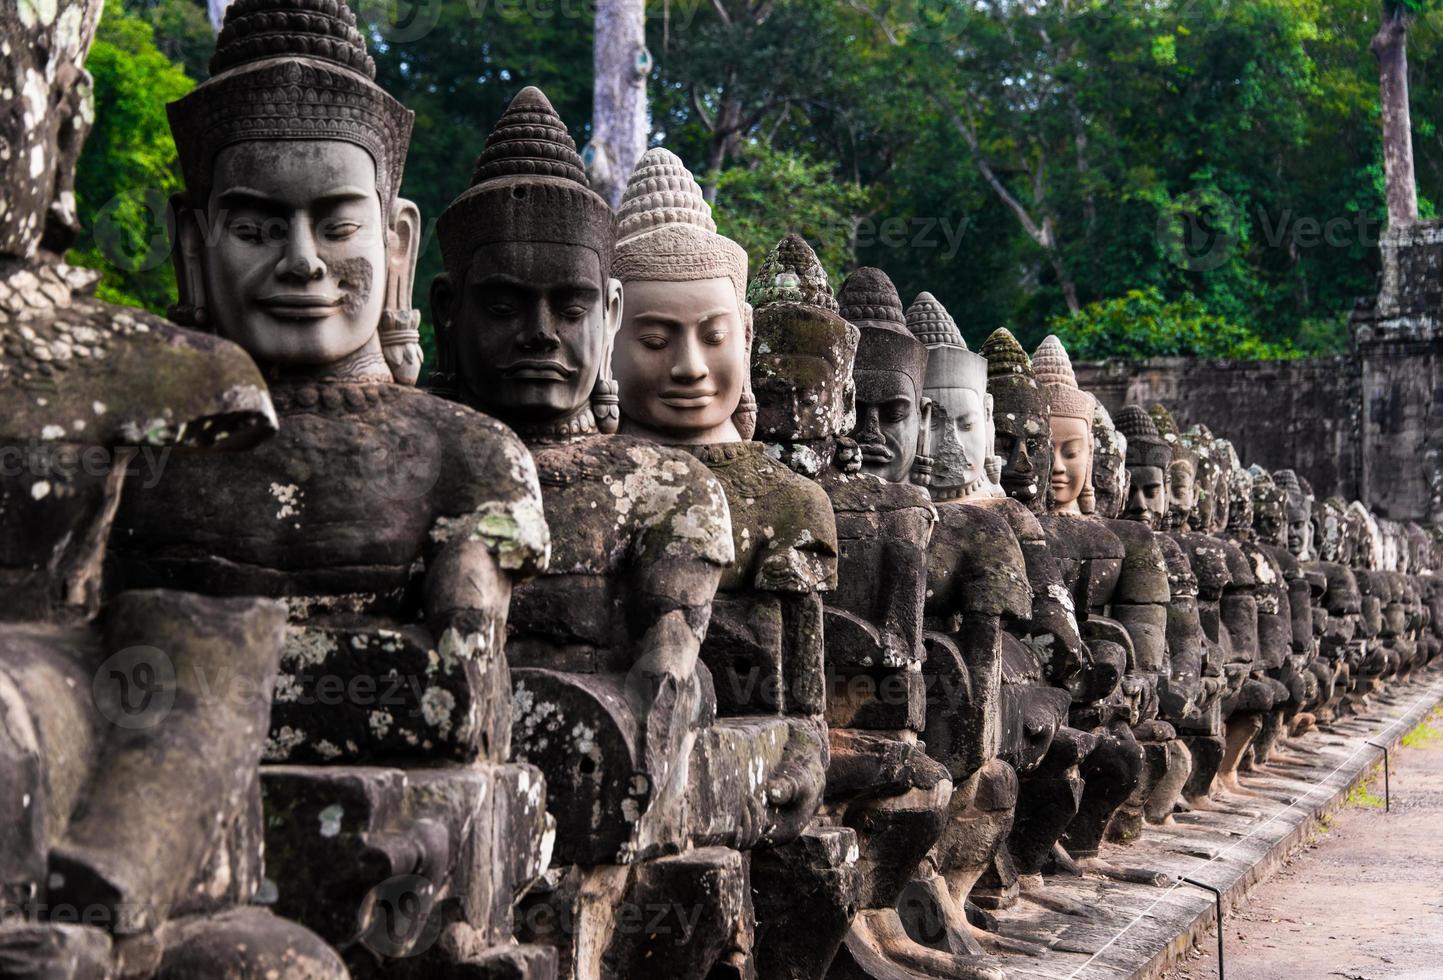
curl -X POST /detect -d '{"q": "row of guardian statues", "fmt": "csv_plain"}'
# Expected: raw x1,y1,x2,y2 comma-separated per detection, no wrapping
2,2,1439,977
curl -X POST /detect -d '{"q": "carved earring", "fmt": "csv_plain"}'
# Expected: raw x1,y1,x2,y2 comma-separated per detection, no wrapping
592,378,620,434
911,398,934,487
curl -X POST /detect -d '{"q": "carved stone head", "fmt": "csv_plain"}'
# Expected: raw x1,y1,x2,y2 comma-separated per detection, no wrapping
1181,424,1219,533
167,0,422,381
839,269,927,484
1209,438,1240,535
747,234,858,471
905,292,996,500
1249,466,1286,548
432,86,621,437
1221,442,1254,536
1115,405,1171,530
983,328,1051,515
1150,404,1194,531
1315,496,1349,562
611,148,753,445
1347,501,1381,570
1272,469,1312,559
1091,402,1130,520
1033,335,1096,515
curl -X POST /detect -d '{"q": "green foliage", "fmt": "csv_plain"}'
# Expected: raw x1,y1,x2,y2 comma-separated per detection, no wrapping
67,5,195,314
1046,288,1302,361
76,0,1443,361
713,143,870,286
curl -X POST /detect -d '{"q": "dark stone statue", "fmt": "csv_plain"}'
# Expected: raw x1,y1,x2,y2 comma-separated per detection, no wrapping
431,88,751,979
1,1,341,973
113,5,556,976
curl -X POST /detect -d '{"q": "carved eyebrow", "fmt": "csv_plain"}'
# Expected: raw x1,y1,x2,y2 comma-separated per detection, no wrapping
215,187,373,211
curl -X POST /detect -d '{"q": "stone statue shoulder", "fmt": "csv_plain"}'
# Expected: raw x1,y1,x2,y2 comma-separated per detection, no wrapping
1305,559,1362,615
928,500,1031,619
1172,530,1234,600
1217,536,1256,588
394,388,549,577
529,433,734,573
1155,531,1199,599
682,441,837,594
970,494,1045,545
1102,518,1171,604
822,467,937,522
2,271,273,450
1039,513,1126,563
1260,541,1302,581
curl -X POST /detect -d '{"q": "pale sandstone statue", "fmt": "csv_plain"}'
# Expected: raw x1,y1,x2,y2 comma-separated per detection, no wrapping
610,148,853,976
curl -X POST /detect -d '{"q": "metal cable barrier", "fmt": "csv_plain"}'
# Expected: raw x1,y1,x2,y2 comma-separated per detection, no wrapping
1061,679,1443,980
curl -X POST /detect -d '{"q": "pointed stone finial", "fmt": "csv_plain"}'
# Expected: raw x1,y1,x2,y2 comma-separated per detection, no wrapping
1032,334,1093,421
838,268,905,328
212,0,376,78
1149,403,1181,441
905,292,966,348
616,147,715,241
747,233,838,312
981,328,1033,381
471,85,589,188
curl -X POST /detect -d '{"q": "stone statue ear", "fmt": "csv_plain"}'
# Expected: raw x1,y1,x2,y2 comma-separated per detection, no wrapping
380,198,423,385
733,301,757,440
911,396,935,487
428,272,458,396
591,277,624,433
984,391,995,420
167,193,208,329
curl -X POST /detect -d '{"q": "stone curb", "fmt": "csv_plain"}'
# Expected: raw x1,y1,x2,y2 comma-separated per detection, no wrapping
987,675,1443,980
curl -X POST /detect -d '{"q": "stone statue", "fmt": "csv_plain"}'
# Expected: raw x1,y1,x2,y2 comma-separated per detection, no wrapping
1,0,342,973
112,5,558,975
1149,407,1229,811
1306,495,1366,725
841,273,1029,977
908,293,1003,501
744,237,965,980
609,148,853,975
430,86,760,979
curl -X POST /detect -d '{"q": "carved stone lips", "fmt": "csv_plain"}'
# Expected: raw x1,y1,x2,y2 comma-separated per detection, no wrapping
258,294,343,319
503,358,575,380
658,390,716,409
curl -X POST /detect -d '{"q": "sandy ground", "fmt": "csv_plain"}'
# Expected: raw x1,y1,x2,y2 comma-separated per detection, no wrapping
1164,705,1443,980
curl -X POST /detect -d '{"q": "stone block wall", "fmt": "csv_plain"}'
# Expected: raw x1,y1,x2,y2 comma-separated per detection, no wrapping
1073,355,1363,507
1073,219,1443,524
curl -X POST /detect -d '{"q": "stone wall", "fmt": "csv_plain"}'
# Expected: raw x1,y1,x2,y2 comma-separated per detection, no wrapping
1074,354,1363,507
1074,219,1443,524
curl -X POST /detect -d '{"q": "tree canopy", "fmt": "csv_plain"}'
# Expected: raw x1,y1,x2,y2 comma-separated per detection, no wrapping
78,0,1443,360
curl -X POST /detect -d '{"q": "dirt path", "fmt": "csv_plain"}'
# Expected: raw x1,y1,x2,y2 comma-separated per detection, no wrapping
1164,706,1443,980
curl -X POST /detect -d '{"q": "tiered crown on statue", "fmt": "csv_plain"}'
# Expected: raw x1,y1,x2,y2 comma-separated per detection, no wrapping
168,0,412,210
1032,335,1093,421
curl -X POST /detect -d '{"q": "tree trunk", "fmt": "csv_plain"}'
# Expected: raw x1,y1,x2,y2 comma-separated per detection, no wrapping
588,0,651,208
1372,8,1418,228
208,0,234,33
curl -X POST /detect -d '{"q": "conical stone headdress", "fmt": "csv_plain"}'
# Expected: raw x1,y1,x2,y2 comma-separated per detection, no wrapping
168,0,413,214
840,269,926,397
1114,405,1171,470
1032,335,1094,422
614,148,748,304
436,86,614,280
906,292,986,397
748,234,857,439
